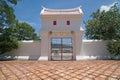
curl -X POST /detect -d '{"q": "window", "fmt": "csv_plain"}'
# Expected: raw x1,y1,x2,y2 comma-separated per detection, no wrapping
53,21,57,25
67,20,70,25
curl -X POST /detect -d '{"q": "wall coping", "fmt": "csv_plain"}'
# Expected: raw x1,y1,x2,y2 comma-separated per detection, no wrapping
83,40,108,42
19,40,41,43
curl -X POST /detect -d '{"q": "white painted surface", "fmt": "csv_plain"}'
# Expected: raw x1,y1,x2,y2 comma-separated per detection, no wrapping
11,41,41,56
41,18,82,31
0,41,42,60
40,7,84,60
0,40,113,60
80,40,111,59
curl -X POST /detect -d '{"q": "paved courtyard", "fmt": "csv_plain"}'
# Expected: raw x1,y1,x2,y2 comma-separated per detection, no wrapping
0,60,120,80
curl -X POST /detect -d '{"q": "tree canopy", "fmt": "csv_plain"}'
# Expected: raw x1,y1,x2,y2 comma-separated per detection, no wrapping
14,21,39,40
0,0,39,54
85,3,120,40
0,0,20,54
85,3,120,56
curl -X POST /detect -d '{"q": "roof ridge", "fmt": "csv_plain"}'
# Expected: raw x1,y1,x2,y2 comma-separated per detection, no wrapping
42,6,82,12
40,6,83,15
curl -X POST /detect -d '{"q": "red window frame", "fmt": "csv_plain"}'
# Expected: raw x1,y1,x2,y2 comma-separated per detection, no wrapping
67,20,70,25
53,21,57,25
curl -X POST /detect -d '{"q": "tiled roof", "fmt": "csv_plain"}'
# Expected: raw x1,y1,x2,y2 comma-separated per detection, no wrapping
40,7,83,15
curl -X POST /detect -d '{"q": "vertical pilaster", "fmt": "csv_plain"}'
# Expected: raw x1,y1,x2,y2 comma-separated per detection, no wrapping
40,31,49,60
75,31,84,56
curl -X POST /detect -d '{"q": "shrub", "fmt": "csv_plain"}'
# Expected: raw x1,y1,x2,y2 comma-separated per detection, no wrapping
0,39,19,54
107,40,120,56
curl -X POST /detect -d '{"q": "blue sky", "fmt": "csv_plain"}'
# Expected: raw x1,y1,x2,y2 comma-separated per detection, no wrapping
14,0,120,35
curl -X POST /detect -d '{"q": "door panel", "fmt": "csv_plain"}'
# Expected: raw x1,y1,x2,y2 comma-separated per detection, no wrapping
51,38,61,60
62,38,73,60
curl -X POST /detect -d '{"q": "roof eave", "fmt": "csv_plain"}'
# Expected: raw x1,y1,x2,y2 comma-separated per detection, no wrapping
40,14,82,15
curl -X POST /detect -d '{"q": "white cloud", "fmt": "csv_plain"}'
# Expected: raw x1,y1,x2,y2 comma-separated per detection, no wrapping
19,20,37,26
27,22,37,26
100,2,118,12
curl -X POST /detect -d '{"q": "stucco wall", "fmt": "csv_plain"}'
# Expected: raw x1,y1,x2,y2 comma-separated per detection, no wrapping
40,17,82,31
0,41,42,60
0,40,112,60
79,40,111,59
13,41,41,56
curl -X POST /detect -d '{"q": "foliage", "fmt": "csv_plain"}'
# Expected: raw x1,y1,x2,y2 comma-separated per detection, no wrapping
0,0,19,54
0,39,19,54
0,0,19,29
107,40,120,56
85,3,120,40
0,0,39,54
14,21,40,40
85,3,120,56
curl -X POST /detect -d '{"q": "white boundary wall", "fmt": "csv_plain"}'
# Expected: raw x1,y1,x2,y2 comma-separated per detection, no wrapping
0,41,45,60
77,40,111,60
0,40,112,60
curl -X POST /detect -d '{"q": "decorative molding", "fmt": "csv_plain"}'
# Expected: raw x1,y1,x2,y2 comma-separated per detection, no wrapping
41,6,82,12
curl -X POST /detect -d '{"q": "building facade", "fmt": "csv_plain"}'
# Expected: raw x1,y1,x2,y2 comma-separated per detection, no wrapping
40,7,84,60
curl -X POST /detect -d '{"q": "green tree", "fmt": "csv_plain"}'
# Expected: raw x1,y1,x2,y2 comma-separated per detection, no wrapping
85,3,120,56
0,0,19,54
107,40,120,56
85,3,120,40
14,21,39,40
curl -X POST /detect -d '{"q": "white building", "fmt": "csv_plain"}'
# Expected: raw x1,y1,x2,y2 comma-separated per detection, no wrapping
0,7,111,60
40,7,84,60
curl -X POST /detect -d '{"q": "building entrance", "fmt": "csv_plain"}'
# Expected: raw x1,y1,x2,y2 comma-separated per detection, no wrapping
51,38,73,60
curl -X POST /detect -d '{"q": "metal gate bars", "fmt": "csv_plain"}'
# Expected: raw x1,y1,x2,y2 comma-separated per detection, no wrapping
51,38,73,60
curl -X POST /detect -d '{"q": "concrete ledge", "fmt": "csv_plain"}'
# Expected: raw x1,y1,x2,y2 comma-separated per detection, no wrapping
17,56,29,60
1,55,119,60
0,56,48,60
38,56,48,60
76,56,111,60
0,56,17,60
